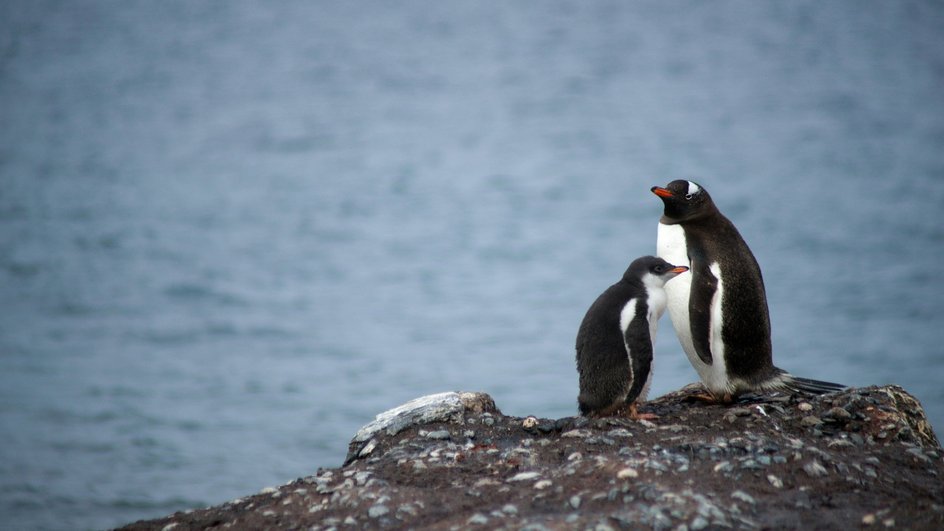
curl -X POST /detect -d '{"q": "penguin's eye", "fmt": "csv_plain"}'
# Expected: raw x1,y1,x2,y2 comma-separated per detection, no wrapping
654,265,664,273
684,193,694,200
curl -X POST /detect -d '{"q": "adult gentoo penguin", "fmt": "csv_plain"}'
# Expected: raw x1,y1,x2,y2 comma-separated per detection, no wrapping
576,256,689,418
651,179,844,402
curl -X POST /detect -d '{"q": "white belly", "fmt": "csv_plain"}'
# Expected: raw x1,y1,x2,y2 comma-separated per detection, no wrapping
656,222,732,394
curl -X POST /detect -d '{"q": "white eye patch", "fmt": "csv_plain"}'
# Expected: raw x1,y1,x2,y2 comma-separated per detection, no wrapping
687,181,701,196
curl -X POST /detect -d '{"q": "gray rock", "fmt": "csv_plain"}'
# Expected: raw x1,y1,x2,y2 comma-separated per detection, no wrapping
803,460,829,477
347,392,497,464
467,513,489,525
368,504,389,518
425,429,451,440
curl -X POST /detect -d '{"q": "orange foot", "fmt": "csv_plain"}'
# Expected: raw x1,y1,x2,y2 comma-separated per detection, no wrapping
687,391,734,405
627,402,659,421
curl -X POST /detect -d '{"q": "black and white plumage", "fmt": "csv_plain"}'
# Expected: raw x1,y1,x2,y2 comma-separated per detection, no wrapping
651,180,845,401
576,256,689,418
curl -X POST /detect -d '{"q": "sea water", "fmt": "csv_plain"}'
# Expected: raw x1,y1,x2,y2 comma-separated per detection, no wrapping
1,2,942,529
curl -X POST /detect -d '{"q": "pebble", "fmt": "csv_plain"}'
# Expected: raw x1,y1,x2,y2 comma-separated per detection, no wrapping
258,487,278,495
690,516,710,530
731,490,756,504
824,407,852,421
803,460,828,477
509,471,541,482
534,479,553,489
467,513,489,525
713,461,733,473
502,504,518,515
569,495,581,509
522,416,538,428
344,516,356,525
397,504,418,516
767,474,784,488
425,429,451,440
617,467,639,479
161,524,178,531
562,429,592,438
607,428,633,438
368,504,389,518
463,430,475,439
801,415,823,427
567,452,583,461
798,402,814,412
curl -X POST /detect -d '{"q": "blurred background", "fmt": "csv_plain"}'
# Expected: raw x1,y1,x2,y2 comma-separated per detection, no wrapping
1,1,942,529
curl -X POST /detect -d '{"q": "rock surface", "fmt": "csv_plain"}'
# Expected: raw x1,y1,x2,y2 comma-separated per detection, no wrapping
119,385,943,530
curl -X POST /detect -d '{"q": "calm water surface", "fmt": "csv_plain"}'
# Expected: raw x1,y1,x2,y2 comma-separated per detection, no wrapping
1,2,942,529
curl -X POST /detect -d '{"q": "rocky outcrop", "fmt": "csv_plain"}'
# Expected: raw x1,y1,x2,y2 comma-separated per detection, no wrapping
120,385,943,530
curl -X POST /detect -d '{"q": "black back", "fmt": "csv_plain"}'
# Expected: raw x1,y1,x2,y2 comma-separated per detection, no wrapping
655,180,776,384
575,257,672,415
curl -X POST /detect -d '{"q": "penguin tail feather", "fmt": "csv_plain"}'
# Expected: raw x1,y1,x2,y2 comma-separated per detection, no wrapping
782,375,847,395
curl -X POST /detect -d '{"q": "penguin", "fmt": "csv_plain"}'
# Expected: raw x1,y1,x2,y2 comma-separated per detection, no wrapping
576,256,689,418
651,179,845,402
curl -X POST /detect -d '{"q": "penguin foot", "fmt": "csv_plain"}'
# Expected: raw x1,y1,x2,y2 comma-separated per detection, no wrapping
686,391,734,405
626,403,659,421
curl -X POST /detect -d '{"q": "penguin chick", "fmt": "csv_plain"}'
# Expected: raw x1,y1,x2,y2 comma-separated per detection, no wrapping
576,256,689,418
651,179,846,402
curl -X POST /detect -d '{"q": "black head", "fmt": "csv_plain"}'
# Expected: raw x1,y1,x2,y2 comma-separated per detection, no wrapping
623,256,689,287
650,179,716,223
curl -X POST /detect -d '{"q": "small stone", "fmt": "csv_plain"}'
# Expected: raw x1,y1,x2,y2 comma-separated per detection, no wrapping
502,504,518,515
713,461,733,473
258,487,278,495
467,513,489,525
509,471,541,482
344,516,356,525
767,474,784,488
607,428,633,438
483,416,495,426
824,406,852,421
801,415,823,427
567,452,583,461
803,460,828,477
691,516,710,530
463,430,475,438
863,513,877,525
617,467,639,479
798,402,814,412
412,460,427,471
562,429,592,438
425,429,451,440
397,504,418,516
522,416,539,428
534,479,553,489
161,524,178,531
731,490,756,504
882,518,895,527
569,495,581,509
368,504,389,518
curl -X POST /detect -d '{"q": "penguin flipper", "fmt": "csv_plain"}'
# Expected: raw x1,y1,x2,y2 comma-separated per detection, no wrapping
782,375,847,395
688,259,717,365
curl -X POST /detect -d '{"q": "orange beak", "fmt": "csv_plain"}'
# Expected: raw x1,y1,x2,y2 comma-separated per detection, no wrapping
651,186,673,198
670,266,689,274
